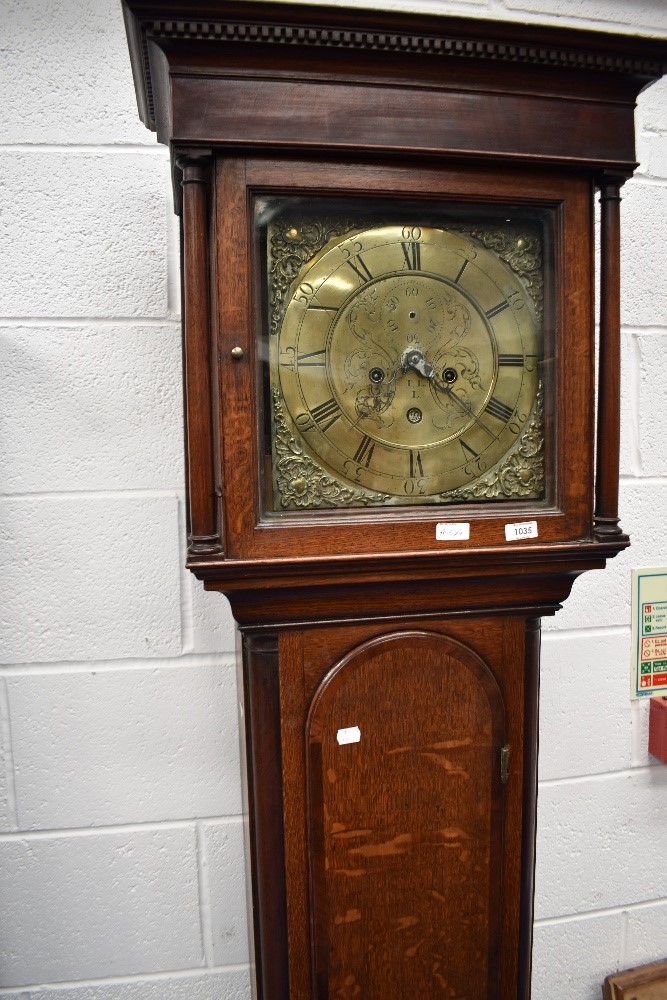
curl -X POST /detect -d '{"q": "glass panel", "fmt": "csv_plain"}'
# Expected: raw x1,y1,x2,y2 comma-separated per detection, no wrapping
255,196,553,515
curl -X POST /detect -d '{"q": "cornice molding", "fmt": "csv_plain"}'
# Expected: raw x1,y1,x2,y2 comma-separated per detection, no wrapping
123,2,667,131
149,17,664,75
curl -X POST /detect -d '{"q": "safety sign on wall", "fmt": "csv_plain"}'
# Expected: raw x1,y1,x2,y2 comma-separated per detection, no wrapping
631,567,667,698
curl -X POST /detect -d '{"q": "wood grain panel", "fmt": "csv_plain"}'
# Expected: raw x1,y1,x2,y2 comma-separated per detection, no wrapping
306,631,506,1000
241,633,289,1000
212,156,599,565
178,155,222,555
603,959,667,1000
172,77,637,168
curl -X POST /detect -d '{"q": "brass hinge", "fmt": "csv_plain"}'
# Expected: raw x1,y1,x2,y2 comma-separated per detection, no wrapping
500,745,510,785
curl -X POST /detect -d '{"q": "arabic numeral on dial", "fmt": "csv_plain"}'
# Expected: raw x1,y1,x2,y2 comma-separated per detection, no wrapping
294,282,314,305
295,411,315,433
343,460,363,483
507,289,526,310
460,439,487,477
401,226,422,240
341,240,364,260
508,410,528,435
464,458,487,478
403,478,426,496
279,345,296,371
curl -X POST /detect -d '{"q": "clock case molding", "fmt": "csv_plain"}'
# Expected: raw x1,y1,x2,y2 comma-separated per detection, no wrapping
123,5,666,1000
122,1,667,608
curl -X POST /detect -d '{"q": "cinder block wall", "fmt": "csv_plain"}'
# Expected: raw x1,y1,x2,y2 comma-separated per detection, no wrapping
0,1,665,998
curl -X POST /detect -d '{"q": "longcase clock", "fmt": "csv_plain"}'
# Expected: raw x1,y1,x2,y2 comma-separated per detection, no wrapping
123,4,667,998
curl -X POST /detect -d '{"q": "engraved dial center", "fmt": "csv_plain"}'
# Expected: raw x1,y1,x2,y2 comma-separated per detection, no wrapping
272,223,541,502
328,272,496,450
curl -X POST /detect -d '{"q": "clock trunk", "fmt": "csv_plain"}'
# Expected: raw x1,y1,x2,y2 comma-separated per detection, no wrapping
242,614,538,1000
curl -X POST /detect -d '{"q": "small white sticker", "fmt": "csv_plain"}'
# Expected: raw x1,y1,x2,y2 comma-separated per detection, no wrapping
436,522,470,541
337,726,361,746
505,519,538,541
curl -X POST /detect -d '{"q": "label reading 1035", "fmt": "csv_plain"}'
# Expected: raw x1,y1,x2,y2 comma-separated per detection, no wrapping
505,520,538,542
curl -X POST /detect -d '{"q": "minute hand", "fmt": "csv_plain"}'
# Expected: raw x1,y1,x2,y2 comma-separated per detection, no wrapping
403,348,496,439
432,377,497,440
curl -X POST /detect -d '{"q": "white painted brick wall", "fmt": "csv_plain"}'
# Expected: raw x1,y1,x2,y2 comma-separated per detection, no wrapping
19,971,252,1000
0,827,203,986
532,913,626,1000
0,0,153,145
626,900,667,963
0,0,665,998
0,495,183,663
6,665,242,828
202,821,250,967
538,634,633,780
0,325,184,493
621,183,667,328
0,152,174,318
535,770,667,917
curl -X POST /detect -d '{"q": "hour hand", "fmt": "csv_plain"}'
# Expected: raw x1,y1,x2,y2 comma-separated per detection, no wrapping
402,348,435,380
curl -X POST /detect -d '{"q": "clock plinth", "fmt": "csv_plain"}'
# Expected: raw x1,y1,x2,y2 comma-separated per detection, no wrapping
123,4,666,998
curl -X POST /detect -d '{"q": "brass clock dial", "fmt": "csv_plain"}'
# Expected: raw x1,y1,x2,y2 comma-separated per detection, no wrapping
267,222,543,510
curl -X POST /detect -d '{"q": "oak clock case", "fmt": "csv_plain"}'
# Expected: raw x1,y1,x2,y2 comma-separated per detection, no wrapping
218,157,591,562
260,198,548,514
121,4,667,1000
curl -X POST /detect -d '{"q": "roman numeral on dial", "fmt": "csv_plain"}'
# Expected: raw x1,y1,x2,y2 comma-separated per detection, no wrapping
310,397,342,431
485,300,510,319
460,439,479,460
485,396,514,423
455,257,472,283
353,435,376,468
401,241,421,270
347,255,373,284
498,353,524,367
297,349,326,367
409,449,424,477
